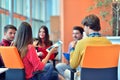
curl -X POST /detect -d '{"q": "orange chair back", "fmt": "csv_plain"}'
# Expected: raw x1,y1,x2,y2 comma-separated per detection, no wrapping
81,45,120,68
0,46,24,69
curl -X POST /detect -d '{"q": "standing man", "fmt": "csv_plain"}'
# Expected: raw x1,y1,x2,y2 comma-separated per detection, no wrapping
0,25,17,46
56,26,84,79
0,25,17,80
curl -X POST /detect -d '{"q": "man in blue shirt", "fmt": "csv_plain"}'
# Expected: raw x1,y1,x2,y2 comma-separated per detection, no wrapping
55,26,84,79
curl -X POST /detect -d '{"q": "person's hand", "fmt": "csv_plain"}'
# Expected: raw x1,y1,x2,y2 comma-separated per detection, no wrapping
37,52,44,57
10,41,14,46
70,40,77,48
33,40,38,47
49,47,58,54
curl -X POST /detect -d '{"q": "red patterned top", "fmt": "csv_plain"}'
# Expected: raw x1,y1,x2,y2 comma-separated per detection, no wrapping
37,46,55,60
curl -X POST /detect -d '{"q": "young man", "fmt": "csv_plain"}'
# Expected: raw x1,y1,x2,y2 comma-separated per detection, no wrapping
70,14,112,69
56,26,84,79
68,26,84,54
0,25,17,46
0,25,17,80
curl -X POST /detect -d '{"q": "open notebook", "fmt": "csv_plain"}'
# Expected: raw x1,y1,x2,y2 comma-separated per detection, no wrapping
46,40,63,52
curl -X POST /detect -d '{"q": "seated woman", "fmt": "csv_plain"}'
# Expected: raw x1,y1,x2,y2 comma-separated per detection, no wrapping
34,25,58,60
14,22,58,80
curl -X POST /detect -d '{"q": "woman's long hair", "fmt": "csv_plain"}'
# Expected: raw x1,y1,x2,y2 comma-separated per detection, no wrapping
14,22,33,58
37,25,52,46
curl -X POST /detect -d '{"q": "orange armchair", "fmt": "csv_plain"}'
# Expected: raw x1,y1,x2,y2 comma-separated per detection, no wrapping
0,46,25,80
81,45,120,80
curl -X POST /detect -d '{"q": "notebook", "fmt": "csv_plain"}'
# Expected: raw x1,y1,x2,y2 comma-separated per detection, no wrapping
63,53,70,61
46,40,63,52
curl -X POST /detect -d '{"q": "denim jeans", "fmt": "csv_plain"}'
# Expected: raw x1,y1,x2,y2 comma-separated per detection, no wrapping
30,63,58,80
55,63,71,77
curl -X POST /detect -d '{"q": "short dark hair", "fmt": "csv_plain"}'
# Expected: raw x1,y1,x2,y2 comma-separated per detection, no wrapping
73,26,84,35
4,25,17,32
81,14,101,31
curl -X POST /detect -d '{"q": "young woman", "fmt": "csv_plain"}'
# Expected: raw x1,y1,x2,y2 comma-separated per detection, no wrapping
35,25,57,60
14,22,58,80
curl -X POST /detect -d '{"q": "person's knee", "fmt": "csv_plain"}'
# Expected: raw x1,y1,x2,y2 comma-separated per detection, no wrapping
45,63,54,71
46,63,53,67
56,63,66,69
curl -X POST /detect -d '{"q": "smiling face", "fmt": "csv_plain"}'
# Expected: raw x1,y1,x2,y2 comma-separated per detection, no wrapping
39,28,46,39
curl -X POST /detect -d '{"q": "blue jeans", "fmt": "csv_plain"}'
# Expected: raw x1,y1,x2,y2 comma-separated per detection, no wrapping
55,63,71,77
56,63,81,79
30,63,58,80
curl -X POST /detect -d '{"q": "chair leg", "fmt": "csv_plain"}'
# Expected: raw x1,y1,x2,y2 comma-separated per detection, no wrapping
70,69,76,80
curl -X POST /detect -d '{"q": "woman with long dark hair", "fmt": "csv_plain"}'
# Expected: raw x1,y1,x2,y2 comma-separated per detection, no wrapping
14,22,58,80
35,25,57,60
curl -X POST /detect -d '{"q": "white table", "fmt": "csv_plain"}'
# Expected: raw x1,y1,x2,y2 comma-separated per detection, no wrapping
0,68,8,74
